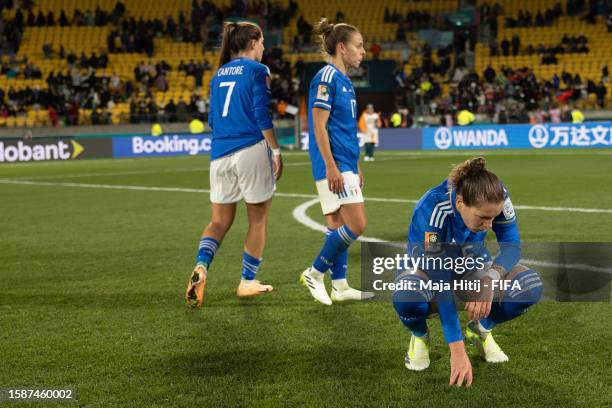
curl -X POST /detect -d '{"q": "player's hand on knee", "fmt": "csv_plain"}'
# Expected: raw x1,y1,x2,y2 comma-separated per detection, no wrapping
326,165,344,194
449,342,473,387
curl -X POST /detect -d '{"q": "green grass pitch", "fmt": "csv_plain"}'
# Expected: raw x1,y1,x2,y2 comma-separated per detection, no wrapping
0,150,610,407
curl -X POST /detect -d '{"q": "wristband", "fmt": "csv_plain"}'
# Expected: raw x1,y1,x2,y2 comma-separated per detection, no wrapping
271,148,281,157
485,267,502,281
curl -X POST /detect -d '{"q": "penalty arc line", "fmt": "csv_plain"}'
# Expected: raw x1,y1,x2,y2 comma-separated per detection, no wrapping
291,199,612,274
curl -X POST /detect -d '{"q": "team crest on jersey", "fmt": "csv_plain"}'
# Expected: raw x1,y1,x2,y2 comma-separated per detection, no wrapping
424,232,440,251
317,84,329,101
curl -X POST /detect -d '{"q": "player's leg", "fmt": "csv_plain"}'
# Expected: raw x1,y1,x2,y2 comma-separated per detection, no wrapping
325,210,374,302
393,270,433,370
186,150,243,307
234,140,276,297
364,142,373,160
186,203,237,307
237,199,274,296
301,172,365,305
466,264,543,362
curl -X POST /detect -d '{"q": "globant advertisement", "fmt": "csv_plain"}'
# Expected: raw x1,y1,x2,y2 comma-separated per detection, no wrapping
0,137,112,163
423,122,612,150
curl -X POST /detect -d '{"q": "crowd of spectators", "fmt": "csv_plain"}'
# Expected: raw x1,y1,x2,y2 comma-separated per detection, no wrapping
386,62,608,127
1,0,611,128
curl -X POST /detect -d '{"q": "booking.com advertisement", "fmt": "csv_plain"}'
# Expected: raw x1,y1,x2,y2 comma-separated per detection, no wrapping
112,133,213,158
423,122,612,150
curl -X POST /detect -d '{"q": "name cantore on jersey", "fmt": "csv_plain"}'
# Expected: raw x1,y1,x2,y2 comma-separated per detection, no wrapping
217,66,244,76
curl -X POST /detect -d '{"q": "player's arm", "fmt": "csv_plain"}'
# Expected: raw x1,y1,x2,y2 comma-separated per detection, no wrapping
312,107,343,194
207,79,215,130
491,187,521,274
252,65,282,180
410,205,472,386
311,78,342,193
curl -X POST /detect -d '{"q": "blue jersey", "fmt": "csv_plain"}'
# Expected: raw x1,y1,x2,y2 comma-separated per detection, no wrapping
308,64,359,181
407,179,520,343
208,57,273,160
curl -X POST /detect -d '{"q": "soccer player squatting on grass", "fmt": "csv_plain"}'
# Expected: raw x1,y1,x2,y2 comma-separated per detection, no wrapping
393,157,543,386
186,21,283,306
300,18,374,305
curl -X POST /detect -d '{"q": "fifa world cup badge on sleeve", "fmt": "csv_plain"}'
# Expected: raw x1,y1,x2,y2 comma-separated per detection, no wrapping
424,232,440,251
317,85,330,101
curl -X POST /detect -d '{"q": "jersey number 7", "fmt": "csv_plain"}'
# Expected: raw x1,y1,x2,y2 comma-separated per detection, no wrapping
220,81,236,117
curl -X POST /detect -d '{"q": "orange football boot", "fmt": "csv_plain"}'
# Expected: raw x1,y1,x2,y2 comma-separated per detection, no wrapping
186,264,207,307
236,280,273,297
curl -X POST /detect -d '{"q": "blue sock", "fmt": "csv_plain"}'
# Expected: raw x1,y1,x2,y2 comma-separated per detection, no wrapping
242,251,262,281
327,228,348,280
481,269,543,330
195,237,219,269
312,225,358,273
393,274,432,337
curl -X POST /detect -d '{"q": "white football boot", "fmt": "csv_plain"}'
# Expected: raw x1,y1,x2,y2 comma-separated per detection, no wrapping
405,334,430,371
300,267,332,305
330,279,375,302
466,320,509,363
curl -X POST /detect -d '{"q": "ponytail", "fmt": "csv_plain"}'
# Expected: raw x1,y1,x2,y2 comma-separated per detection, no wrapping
218,21,262,68
313,17,359,57
448,157,504,206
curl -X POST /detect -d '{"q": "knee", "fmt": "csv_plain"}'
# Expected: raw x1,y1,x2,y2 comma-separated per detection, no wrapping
506,268,543,307
209,219,233,234
347,217,367,236
393,275,432,319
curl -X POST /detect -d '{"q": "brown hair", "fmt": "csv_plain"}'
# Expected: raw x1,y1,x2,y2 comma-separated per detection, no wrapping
219,21,262,67
313,18,359,56
448,157,504,207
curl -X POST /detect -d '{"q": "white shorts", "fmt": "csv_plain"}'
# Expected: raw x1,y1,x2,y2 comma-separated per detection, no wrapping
315,171,364,215
210,140,275,204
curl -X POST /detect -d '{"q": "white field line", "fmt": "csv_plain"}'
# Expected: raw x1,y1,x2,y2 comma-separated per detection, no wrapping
292,199,612,274
1,178,611,215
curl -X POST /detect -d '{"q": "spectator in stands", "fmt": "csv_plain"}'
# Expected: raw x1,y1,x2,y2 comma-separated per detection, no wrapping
595,82,607,108
484,65,496,84
489,37,499,56
370,42,381,59
42,43,53,59
501,38,510,56
511,35,520,56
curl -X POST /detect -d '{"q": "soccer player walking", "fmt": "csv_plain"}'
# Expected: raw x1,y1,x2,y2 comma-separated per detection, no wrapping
300,18,373,305
186,22,283,307
359,104,380,161
393,157,542,386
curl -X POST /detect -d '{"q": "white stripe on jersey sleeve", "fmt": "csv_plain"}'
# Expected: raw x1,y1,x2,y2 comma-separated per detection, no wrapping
313,102,332,109
327,68,336,83
436,211,452,229
433,204,452,227
321,66,331,83
429,200,451,227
